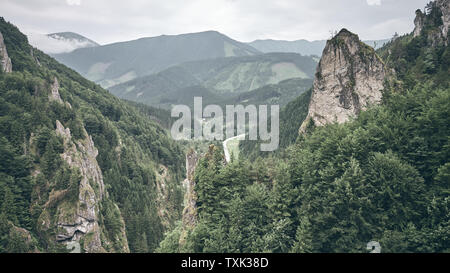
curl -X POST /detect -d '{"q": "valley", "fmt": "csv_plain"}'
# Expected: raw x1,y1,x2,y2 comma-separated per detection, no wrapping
0,0,449,254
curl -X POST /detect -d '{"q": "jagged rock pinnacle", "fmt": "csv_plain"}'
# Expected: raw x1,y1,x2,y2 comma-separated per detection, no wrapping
300,28,386,133
0,31,12,73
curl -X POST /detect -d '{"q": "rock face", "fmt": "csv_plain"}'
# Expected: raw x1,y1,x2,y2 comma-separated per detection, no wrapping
0,31,12,73
54,120,106,252
155,164,176,228
414,9,426,37
414,0,450,45
49,77,63,103
436,0,450,43
178,150,199,246
34,80,129,253
181,150,199,229
300,29,386,132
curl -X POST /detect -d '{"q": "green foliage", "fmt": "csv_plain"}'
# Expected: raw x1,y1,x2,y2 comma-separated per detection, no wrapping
239,88,312,160
166,48,449,253
109,53,317,110
0,18,185,252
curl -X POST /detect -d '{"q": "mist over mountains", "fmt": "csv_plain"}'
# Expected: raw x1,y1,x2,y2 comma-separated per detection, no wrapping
27,32,99,54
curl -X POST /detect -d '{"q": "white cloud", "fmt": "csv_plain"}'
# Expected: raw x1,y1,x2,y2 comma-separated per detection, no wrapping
66,0,81,6
366,0,381,6
2,0,430,43
27,33,95,53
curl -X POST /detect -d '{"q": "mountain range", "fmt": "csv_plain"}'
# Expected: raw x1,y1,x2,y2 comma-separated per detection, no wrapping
247,38,391,56
53,31,261,88
108,52,316,109
0,0,448,254
31,30,387,111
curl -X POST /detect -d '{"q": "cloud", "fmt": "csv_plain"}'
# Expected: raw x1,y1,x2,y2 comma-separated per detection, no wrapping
27,33,95,53
366,0,381,6
1,0,430,44
66,0,81,6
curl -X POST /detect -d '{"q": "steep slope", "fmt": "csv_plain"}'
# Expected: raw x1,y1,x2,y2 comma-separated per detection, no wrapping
53,31,261,88
300,29,387,132
248,38,390,56
239,88,312,160
109,52,317,109
28,32,99,54
0,17,184,253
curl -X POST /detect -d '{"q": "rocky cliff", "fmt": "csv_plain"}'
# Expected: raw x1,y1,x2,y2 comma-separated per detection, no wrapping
438,0,450,44
52,119,105,252
0,31,12,73
413,0,449,45
414,9,426,38
179,150,199,246
49,77,63,103
300,29,386,132
36,82,128,253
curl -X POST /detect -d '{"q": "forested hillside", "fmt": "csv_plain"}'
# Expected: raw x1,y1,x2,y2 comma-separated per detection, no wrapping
0,18,185,253
53,31,260,88
109,53,317,110
158,0,449,253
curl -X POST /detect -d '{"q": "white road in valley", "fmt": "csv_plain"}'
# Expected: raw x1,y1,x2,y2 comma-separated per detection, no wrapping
223,134,245,163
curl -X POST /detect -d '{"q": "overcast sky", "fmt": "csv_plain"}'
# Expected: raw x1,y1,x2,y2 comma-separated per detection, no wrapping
1,0,429,45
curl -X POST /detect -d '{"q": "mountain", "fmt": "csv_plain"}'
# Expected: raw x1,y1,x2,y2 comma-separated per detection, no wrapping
27,32,99,54
0,17,185,253
248,38,391,56
53,31,261,88
221,78,313,108
300,29,387,132
109,52,317,109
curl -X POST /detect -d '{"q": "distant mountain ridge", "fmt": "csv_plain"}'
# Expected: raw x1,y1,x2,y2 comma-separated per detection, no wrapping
248,37,391,56
108,52,317,109
53,30,261,88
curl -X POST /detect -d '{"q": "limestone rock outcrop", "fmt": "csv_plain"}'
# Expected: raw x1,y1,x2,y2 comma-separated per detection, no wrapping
413,0,450,45
53,120,106,252
181,150,199,229
49,77,63,103
300,29,386,132
178,150,199,246
0,31,12,73
414,9,426,37
436,0,450,44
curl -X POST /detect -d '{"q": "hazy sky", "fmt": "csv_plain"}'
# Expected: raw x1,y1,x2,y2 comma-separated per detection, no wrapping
1,0,429,45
